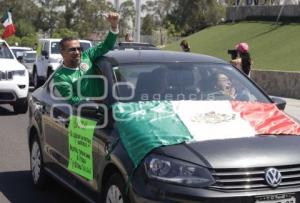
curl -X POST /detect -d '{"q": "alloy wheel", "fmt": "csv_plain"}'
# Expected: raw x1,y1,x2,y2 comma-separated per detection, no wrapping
105,185,124,203
31,141,41,184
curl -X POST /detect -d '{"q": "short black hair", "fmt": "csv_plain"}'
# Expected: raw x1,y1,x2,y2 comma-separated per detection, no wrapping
59,36,79,51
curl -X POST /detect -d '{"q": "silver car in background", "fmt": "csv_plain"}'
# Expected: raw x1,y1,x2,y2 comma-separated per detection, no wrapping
21,50,36,84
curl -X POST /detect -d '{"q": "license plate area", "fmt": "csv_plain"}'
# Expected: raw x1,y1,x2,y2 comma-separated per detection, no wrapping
256,193,296,203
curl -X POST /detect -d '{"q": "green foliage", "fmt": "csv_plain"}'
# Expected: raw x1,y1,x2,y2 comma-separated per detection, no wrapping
52,28,78,38
119,0,135,35
20,34,37,47
166,0,225,36
15,19,36,38
0,0,225,41
6,36,21,46
141,15,155,35
164,22,300,71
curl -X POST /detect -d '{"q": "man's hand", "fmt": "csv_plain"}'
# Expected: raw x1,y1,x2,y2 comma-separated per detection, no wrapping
107,12,119,32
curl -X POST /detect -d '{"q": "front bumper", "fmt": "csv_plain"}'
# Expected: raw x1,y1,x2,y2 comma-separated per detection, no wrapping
130,181,300,203
0,75,29,102
130,167,300,203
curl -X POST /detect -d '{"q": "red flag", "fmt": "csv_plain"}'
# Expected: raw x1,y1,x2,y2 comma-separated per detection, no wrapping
1,9,16,39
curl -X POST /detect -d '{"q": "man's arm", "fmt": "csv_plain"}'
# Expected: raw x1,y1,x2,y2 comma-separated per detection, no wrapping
53,73,81,105
83,12,119,62
83,31,117,62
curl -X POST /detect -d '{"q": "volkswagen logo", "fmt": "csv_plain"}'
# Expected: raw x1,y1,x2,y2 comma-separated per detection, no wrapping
264,168,282,187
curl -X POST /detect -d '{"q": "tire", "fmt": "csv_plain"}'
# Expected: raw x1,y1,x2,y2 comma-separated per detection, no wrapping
103,173,128,203
32,67,42,89
30,137,49,188
13,98,28,114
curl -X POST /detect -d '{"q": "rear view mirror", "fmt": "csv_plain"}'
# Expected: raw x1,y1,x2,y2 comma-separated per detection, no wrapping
270,96,286,110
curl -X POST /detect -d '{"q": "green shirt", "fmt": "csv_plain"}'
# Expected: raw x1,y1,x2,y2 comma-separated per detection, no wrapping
53,31,117,104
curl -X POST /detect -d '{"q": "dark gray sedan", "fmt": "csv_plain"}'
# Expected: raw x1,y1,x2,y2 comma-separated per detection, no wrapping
28,50,300,203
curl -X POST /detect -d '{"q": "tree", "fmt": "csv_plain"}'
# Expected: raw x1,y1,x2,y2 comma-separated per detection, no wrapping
15,19,36,38
34,0,61,36
119,0,135,36
52,28,78,38
21,34,38,47
71,0,110,38
5,35,21,46
143,0,175,27
141,14,155,35
167,0,225,36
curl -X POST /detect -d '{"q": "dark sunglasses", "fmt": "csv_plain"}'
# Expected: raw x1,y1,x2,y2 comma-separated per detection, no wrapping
66,47,83,53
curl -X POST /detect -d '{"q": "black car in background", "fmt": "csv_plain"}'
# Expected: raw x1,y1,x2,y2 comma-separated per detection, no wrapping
28,50,300,203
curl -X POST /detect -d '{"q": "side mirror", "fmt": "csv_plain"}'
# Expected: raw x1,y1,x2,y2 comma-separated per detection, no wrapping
270,96,286,110
41,50,49,59
76,102,109,128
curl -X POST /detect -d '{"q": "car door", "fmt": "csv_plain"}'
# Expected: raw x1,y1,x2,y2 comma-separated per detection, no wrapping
42,78,72,170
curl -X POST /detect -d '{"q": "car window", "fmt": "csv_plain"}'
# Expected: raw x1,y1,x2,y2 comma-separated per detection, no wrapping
112,62,270,103
23,53,36,63
50,42,60,54
80,42,91,51
24,52,36,59
0,42,14,59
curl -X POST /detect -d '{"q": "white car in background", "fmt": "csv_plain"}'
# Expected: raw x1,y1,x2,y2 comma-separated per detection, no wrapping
10,46,33,61
21,50,36,84
32,38,92,88
0,40,29,114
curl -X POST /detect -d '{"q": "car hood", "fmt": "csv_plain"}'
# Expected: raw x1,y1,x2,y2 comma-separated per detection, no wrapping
0,59,26,71
113,100,300,169
155,135,300,169
50,54,62,60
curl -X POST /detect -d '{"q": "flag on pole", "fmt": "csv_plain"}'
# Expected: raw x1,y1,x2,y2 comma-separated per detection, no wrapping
1,9,16,39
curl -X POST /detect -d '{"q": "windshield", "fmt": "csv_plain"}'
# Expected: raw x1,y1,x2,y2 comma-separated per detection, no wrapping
23,53,36,63
51,42,60,54
0,42,14,59
112,62,270,103
11,49,30,57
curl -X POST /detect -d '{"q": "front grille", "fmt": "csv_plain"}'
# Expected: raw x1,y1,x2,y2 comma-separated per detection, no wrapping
0,71,13,80
210,165,300,191
0,92,15,101
0,71,6,80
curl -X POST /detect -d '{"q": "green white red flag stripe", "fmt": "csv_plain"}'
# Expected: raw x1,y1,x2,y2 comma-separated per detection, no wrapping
1,10,16,39
113,101,300,167
231,101,300,134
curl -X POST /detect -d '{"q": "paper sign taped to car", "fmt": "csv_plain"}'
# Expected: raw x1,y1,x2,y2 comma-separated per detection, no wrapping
67,116,96,180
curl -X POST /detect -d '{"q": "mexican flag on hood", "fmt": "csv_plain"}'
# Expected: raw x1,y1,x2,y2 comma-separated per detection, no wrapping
113,100,300,168
1,9,16,39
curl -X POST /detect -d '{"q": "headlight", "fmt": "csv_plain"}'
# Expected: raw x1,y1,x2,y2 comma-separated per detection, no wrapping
144,154,215,187
7,70,26,78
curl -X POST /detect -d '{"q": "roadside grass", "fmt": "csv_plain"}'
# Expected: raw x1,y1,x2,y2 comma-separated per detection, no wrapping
163,21,300,71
